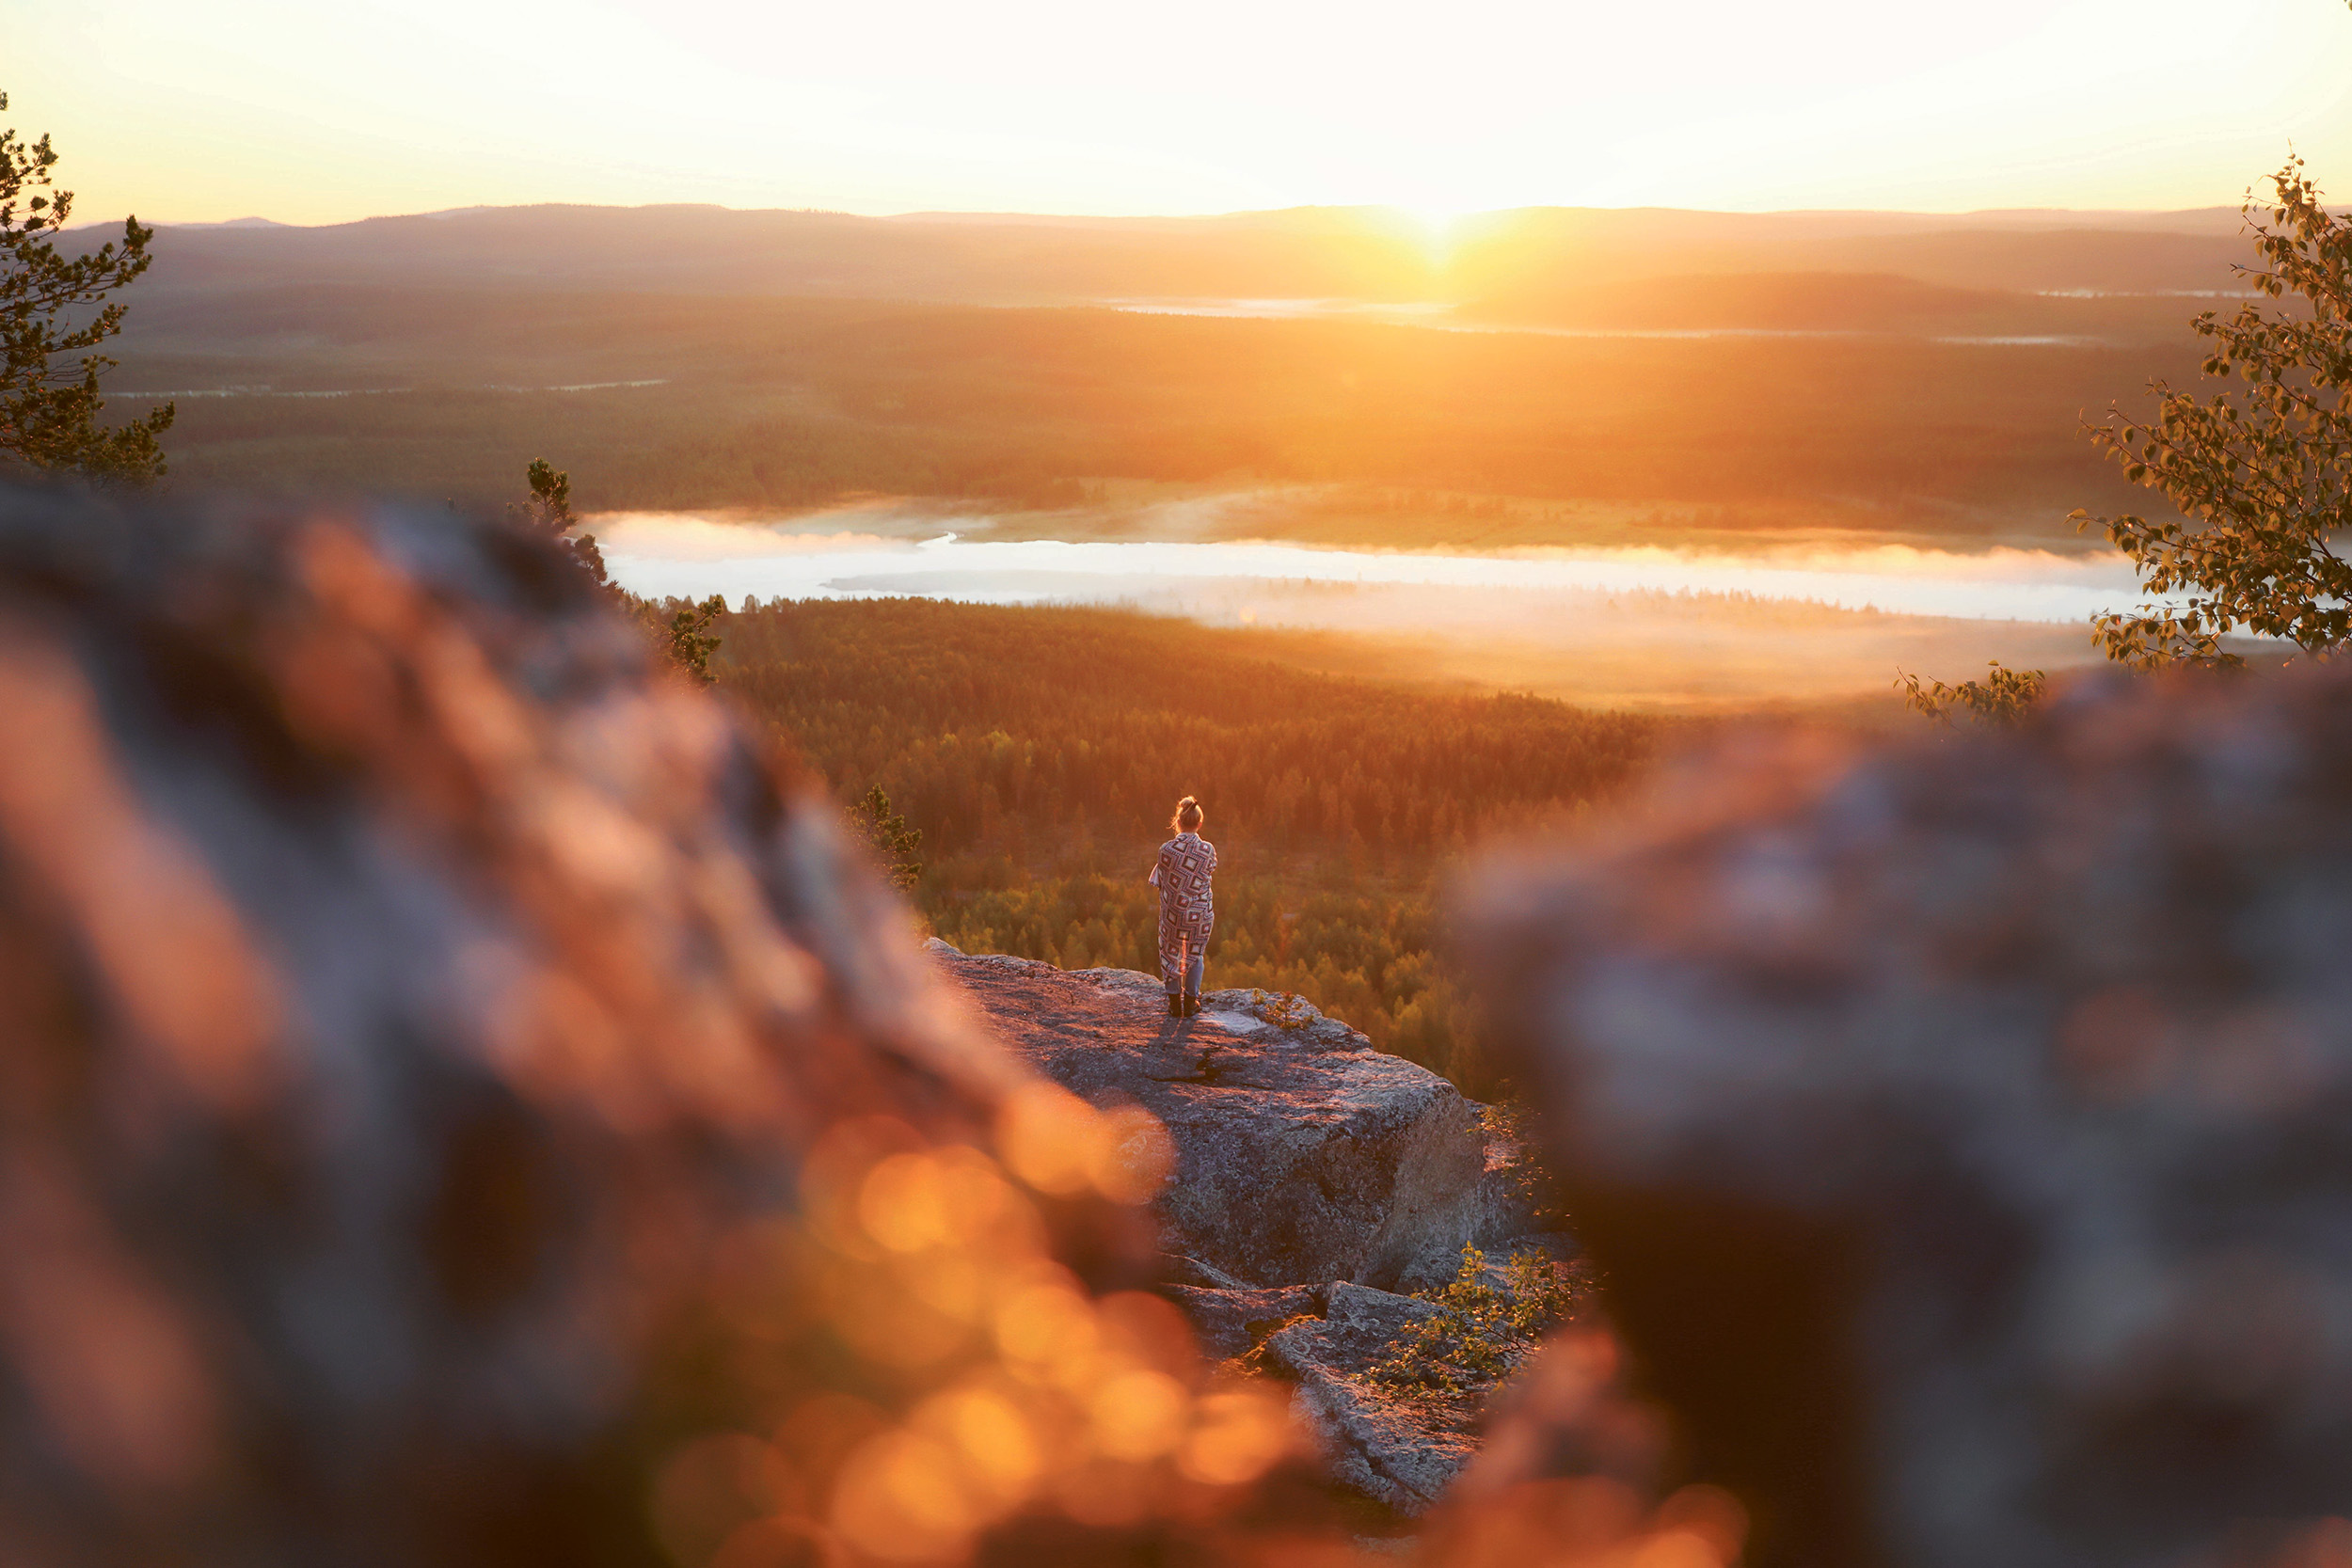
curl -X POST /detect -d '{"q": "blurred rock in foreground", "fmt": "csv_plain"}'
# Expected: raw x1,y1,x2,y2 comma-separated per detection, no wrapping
47,474,2344,1568
1464,668,2352,1568
0,485,1310,1568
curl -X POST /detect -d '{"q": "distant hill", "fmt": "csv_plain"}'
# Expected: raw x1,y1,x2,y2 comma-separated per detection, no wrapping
135,204,1441,304
93,199,2239,530
1440,206,2250,304
119,199,2255,312
156,216,292,230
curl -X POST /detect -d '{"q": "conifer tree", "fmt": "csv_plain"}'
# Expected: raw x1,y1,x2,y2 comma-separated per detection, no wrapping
0,91,174,481
510,458,722,683
847,785,924,890
661,596,726,685
507,458,609,584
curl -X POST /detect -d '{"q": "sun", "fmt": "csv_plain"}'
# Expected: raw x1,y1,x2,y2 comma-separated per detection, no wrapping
1380,204,1479,266
1392,202,1471,233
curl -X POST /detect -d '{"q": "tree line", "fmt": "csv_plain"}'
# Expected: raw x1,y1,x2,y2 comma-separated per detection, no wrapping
719,599,1657,872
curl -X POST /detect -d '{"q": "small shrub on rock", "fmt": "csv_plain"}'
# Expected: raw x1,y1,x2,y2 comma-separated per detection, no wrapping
1250,988,1318,1029
1367,1244,1586,1395
1479,1101,1570,1230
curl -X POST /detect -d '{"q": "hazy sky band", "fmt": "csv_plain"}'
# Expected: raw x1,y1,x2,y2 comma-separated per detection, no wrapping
21,0,2352,225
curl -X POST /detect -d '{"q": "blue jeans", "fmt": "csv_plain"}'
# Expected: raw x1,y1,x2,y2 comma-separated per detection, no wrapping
1160,908,1212,999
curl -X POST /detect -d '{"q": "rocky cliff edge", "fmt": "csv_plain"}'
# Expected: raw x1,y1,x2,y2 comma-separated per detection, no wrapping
929,941,1570,1513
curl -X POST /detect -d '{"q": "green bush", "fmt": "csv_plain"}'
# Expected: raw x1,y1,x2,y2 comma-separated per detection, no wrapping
1366,1244,1587,1396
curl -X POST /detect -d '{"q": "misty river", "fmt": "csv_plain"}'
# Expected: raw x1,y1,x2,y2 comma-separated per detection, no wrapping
595,513,2162,626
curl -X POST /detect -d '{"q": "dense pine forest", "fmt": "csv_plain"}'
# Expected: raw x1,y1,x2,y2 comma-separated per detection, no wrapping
715,599,1666,1095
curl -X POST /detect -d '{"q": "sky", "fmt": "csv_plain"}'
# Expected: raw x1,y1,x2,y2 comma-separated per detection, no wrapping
16,0,2352,226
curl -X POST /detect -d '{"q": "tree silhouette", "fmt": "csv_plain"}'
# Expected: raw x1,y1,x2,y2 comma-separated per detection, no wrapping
662,595,725,686
1896,661,2048,725
508,457,609,584
847,784,924,890
0,90,174,480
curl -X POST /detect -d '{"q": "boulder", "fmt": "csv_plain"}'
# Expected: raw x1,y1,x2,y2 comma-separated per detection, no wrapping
935,944,1573,1513
1463,667,2352,1568
933,945,1549,1293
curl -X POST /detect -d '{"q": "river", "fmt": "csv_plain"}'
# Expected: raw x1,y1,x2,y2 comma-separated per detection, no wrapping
595,512,2158,626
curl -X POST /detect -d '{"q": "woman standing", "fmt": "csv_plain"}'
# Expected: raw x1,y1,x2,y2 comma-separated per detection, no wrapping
1148,796,1216,1018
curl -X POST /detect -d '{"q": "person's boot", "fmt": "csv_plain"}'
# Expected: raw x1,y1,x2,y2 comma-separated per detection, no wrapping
1183,993,1200,1017
1167,993,1183,1018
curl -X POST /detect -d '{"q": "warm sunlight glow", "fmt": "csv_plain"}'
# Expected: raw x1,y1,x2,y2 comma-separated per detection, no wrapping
1391,207,1481,267
23,0,2352,225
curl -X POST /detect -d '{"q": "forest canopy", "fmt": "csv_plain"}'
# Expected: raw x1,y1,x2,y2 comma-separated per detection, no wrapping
714,598,1666,1094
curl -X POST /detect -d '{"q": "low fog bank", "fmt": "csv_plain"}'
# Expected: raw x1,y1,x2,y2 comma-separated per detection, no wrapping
592,509,2155,624
593,509,2128,711
1048,578,2110,714
625,483,2128,559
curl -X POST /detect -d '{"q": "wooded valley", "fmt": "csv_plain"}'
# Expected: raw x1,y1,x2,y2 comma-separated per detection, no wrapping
716,598,1667,1094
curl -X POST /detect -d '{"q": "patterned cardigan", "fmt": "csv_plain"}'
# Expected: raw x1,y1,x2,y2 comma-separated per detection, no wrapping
1149,832,1217,916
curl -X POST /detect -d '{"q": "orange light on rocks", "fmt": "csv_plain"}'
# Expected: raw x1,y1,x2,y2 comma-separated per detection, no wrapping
1089,1368,1190,1461
993,1278,1099,1375
818,1250,975,1370
1173,1388,1294,1487
831,1429,981,1562
858,1153,957,1253
994,1084,1103,1196
910,1382,1043,1505
1049,1454,1160,1529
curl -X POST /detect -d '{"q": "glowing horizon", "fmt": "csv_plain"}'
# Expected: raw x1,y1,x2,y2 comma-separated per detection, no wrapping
19,0,2352,229
91,196,2262,236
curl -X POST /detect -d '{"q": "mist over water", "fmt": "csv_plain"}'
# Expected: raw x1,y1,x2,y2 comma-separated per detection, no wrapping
592,509,2184,709
596,511,2153,624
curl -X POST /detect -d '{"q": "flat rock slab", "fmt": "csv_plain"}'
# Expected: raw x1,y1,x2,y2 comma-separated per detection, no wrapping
1286,1362,1479,1517
1265,1281,1444,1370
1259,1283,1474,1515
1166,1275,1477,1516
933,944,1521,1291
